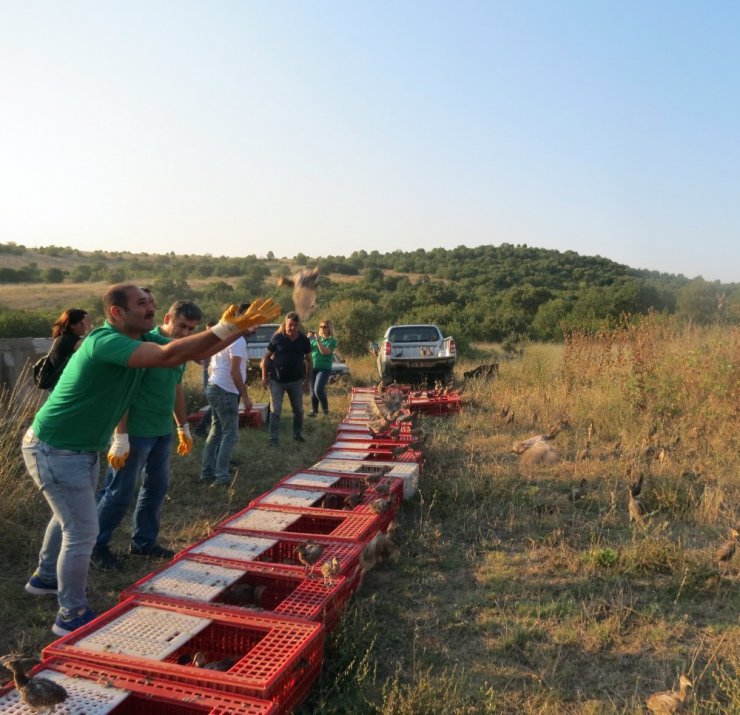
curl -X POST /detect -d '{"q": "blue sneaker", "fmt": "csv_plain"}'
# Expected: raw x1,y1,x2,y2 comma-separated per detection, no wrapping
52,608,97,637
25,572,58,596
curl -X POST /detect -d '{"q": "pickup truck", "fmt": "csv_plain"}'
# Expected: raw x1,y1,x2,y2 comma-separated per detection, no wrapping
245,323,279,378
376,324,456,384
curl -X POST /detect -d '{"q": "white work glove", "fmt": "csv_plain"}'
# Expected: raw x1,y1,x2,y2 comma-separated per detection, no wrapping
177,423,193,457
211,299,282,340
107,433,130,470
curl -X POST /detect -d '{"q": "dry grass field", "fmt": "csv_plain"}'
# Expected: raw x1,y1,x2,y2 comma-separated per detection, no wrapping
0,315,737,713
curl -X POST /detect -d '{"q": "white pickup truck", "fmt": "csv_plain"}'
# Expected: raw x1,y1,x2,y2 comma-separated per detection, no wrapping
376,324,456,384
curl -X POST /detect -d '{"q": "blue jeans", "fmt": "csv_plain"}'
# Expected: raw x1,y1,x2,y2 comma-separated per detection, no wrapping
22,428,99,618
310,368,331,414
96,433,172,551
269,379,304,442
201,384,240,484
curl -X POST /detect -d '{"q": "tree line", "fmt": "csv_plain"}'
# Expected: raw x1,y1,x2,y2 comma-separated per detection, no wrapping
0,242,736,354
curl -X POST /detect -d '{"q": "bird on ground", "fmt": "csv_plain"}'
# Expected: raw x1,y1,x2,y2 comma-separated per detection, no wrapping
569,478,588,502
498,405,510,419
295,540,324,575
277,266,320,320
359,529,400,574
628,473,645,524
646,673,693,714
1,657,68,713
191,652,239,671
320,556,341,587
717,526,739,574
511,420,569,466
220,583,267,608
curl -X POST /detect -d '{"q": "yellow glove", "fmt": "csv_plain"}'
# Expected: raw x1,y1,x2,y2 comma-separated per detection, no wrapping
212,298,282,339
107,433,129,470
177,424,193,457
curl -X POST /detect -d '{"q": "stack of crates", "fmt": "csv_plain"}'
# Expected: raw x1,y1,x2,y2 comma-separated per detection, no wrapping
4,383,443,714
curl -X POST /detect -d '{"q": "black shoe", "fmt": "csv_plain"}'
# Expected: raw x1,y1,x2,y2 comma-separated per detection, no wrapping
91,546,122,571
268,439,279,447
210,480,230,488
308,412,317,418
130,543,174,559
293,434,306,443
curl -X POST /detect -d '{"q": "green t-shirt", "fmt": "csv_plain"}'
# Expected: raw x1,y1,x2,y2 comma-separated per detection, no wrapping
310,336,337,371
32,322,145,451
127,327,185,437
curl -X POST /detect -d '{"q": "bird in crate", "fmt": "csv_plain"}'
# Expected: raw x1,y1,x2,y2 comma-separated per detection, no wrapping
278,267,320,321
191,652,239,672
294,540,324,575
0,656,68,713
220,582,267,608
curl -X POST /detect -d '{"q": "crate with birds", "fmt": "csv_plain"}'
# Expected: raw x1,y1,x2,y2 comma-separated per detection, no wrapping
323,444,424,466
276,469,405,510
310,458,419,499
121,558,353,632
0,656,277,714
172,530,365,584
42,597,325,711
186,404,266,430
217,503,381,541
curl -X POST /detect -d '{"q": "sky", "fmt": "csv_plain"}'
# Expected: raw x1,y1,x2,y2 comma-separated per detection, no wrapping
1,1,738,283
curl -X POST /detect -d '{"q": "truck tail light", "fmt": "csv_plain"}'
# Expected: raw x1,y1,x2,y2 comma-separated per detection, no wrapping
384,340,391,356
449,338,456,355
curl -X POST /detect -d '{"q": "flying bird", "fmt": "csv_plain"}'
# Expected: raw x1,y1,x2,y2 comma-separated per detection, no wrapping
277,266,320,320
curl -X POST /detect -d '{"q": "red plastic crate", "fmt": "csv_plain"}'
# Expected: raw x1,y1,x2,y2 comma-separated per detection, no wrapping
275,469,405,509
172,530,365,584
218,504,381,542
187,408,264,430
121,558,353,631
0,657,277,714
43,597,324,711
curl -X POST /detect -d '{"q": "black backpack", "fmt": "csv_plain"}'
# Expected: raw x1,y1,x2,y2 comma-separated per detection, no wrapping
33,354,58,390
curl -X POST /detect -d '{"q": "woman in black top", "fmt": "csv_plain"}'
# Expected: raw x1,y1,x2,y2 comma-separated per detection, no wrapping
46,308,92,389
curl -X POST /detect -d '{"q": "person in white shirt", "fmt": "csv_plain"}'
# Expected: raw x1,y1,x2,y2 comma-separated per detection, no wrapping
199,304,252,486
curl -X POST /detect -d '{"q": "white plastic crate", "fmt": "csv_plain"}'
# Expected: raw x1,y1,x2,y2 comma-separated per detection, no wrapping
259,487,325,508
312,459,419,498
76,606,211,659
282,472,341,489
134,559,244,602
190,532,277,560
222,509,302,532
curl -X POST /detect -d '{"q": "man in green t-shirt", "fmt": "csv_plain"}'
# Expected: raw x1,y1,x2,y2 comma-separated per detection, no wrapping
92,300,203,571
21,284,280,636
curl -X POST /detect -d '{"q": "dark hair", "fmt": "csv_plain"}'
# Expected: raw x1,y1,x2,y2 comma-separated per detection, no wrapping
104,283,139,319
51,309,88,338
277,311,302,335
168,300,203,322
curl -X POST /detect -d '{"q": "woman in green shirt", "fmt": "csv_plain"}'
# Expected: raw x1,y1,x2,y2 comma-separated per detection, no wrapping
308,319,337,416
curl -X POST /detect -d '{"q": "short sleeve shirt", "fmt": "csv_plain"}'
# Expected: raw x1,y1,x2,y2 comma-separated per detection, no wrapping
32,322,145,451
208,337,247,394
267,332,311,383
127,327,185,437
310,336,337,371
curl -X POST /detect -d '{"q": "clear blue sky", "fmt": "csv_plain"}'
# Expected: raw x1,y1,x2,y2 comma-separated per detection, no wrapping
1,1,738,282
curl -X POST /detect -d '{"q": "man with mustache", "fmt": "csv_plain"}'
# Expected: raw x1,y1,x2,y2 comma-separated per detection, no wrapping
92,298,203,571
21,283,279,636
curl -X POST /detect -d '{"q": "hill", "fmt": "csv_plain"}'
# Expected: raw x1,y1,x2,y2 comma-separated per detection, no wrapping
0,242,737,346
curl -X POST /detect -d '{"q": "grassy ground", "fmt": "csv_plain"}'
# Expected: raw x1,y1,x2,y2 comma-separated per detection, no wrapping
1,319,738,713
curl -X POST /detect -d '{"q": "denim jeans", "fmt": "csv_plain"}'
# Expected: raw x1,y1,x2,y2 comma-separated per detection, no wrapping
269,379,305,442
201,383,240,484
310,368,331,414
96,433,173,552
22,428,99,618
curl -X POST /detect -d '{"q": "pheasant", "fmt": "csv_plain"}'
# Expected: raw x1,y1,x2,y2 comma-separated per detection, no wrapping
294,540,324,575
717,526,739,574
1,657,68,713
646,673,693,714
277,266,320,320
